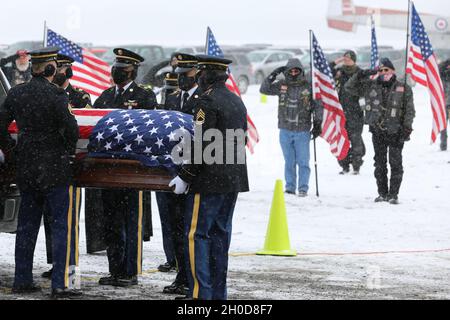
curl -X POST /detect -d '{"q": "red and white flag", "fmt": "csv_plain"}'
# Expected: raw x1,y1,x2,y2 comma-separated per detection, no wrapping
406,3,447,142
311,32,350,161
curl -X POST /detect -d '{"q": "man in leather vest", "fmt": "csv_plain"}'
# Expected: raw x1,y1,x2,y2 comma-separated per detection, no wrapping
345,58,416,204
260,58,322,197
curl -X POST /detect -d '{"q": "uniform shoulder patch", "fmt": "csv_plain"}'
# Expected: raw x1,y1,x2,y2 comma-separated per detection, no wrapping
195,108,206,125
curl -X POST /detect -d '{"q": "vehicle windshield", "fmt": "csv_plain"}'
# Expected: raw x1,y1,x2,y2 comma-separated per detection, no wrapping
248,52,268,63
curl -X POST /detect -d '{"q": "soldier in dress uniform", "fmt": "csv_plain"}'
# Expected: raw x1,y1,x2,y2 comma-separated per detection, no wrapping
156,53,202,296
0,47,81,298
93,48,156,287
345,58,416,204
169,55,249,300
41,53,93,279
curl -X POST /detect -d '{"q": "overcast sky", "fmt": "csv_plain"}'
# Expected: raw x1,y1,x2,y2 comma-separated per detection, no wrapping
0,0,447,48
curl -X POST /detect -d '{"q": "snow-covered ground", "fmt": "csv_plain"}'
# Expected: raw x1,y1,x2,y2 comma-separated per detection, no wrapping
1,84,450,300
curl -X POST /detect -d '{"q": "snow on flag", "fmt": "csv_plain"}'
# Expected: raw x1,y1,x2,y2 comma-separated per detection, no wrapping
88,109,194,170
311,31,350,161
206,26,260,154
46,29,111,100
406,3,447,143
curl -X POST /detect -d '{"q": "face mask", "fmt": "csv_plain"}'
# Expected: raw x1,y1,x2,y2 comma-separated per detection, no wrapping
112,67,130,85
53,72,67,86
379,73,394,82
178,73,196,91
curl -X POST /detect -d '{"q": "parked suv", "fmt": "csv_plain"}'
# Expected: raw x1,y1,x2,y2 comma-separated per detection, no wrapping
247,50,296,84
224,51,254,94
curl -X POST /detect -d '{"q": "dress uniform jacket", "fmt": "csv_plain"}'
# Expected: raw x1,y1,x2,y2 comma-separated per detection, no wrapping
94,82,157,110
178,82,249,194
163,87,202,115
66,84,92,109
0,77,78,192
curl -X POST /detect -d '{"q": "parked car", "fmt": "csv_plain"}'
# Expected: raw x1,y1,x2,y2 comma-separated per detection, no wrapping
248,50,296,84
102,45,166,84
270,46,307,57
3,41,43,57
224,51,254,94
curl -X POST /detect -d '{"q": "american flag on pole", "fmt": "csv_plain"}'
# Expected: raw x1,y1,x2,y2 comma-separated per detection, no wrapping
206,26,260,154
370,16,380,79
46,29,111,100
406,3,447,143
311,32,350,161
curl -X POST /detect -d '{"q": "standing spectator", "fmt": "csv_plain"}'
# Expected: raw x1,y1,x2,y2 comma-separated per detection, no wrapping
0,50,32,87
330,51,366,174
260,58,322,197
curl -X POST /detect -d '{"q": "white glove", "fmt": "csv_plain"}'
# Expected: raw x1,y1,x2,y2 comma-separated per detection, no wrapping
0,149,5,164
169,176,189,195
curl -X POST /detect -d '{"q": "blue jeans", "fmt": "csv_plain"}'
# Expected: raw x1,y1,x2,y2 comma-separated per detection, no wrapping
279,129,311,193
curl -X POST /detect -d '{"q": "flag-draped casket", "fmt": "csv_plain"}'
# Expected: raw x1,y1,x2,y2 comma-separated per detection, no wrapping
7,109,194,190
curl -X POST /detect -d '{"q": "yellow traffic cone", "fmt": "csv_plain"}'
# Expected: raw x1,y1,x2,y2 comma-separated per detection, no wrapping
257,180,297,256
260,94,268,104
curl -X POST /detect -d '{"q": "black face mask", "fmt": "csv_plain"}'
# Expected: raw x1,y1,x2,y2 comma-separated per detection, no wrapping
112,67,131,85
53,72,67,86
178,73,196,91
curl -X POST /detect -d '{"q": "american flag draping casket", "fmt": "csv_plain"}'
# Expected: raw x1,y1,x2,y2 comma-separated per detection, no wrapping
8,108,194,171
86,109,194,172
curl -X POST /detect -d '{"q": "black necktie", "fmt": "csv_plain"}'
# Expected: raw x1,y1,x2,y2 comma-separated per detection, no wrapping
115,87,124,103
182,92,190,109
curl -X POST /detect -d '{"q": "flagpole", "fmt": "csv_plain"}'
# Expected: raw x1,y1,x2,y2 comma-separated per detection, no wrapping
43,21,48,47
310,30,320,198
403,0,412,88
205,27,209,54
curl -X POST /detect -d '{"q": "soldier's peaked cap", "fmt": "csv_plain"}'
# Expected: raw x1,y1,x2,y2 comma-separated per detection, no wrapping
29,46,60,64
113,48,144,67
196,54,232,71
174,53,198,74
56,53,74,66
164,72,179,89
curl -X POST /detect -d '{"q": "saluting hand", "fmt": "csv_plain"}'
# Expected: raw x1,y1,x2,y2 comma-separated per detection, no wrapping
169,176,189,195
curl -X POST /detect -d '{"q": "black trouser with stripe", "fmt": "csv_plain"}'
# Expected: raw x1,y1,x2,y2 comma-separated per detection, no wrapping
102,189,143,277
372,130,405,197
156,192,187,285
184,192,239,300
14,185,78,289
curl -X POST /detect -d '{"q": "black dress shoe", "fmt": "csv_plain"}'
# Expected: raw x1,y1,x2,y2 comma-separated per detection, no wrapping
163,282,188,295
115,275,138,287
41,268,53,279
175,295,193,300
98,275,119,286
158,262,177,273
51,288,83,299
11,283,41,294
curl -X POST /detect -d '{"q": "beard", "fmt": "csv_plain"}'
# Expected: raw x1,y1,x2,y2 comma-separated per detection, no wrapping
16,62,30,72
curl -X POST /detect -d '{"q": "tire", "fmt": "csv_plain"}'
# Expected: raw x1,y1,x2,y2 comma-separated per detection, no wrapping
255,72,265,85
237,76,249,94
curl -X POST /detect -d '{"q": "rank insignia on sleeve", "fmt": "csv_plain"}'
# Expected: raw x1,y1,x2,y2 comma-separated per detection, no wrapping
195,108,206,125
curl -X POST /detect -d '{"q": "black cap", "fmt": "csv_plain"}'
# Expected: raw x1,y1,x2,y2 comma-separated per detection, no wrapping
164,72,179,90
380,57,395,71
344,50,357,63
113,48,144,68
174,53,198,73
29,46,60,64
196,54,232,71
56,54,74,66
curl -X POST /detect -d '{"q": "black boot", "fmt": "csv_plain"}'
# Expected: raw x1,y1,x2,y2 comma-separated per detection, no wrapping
388,195,399,205
163,282,188,295
374,195,388,203
115,275,138,287
158,262,177,273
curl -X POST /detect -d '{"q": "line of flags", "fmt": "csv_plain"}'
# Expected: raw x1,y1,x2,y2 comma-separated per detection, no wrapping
43,0,447,161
